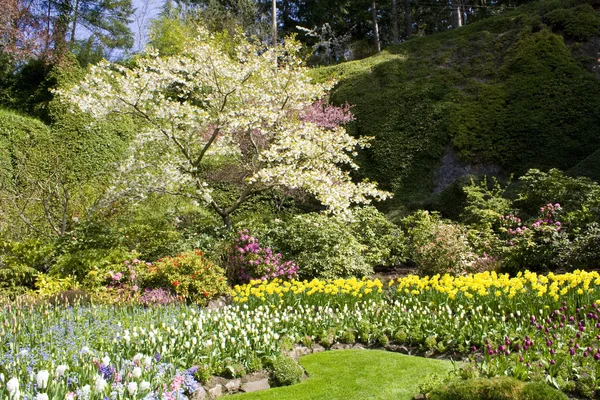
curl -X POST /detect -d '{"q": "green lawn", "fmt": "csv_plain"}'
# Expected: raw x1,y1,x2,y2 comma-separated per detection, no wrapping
232,349,454,400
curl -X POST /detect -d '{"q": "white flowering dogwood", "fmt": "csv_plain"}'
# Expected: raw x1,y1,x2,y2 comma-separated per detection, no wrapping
59,29,390,227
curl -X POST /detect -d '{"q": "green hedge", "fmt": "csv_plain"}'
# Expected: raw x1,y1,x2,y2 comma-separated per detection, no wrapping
311,0,600,213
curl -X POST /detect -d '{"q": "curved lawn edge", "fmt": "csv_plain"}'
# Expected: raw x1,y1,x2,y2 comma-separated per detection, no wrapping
231,349,455,400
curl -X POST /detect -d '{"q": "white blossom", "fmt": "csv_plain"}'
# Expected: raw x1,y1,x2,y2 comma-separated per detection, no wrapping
127,382,138,395
94,376,107,392
55,365,68,377
132,367,142,378
57,28,390,223
35,370,49,389
6,377,19,395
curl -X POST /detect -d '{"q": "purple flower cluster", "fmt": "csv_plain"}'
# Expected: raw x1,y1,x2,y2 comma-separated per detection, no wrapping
139,288,179,306
481,301,600,378
231,230,299,283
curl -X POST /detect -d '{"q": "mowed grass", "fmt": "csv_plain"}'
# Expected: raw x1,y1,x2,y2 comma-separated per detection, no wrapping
232,349,454,400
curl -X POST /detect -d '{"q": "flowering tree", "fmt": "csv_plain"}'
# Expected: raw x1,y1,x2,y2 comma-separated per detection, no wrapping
59,30,390,228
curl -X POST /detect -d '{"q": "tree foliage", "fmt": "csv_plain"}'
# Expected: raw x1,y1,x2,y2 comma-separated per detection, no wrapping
59,29,390,228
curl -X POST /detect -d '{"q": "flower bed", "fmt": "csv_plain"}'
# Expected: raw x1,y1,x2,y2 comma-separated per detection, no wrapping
2,270,600,399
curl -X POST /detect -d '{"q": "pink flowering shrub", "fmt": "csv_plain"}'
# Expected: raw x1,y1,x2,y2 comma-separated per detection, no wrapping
228,230,299,283
402,210,477,277
461,170,600,273
499,203,569,273
300,99,355,129
102,257,148,302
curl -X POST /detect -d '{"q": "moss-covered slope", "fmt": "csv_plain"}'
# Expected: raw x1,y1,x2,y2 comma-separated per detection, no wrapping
311,0,600,211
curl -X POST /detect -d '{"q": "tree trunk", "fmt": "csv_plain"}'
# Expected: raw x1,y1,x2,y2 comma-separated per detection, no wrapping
222,213,232,230
272,0,277,47
404,0,412,38
371,0,380,52
70,0,80,44
452,0,464,29
392,0,398,44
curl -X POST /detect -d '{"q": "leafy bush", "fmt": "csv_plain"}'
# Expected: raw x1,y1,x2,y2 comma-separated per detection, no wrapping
515,169,600,229
270,355,304,386
428,376,567,400
35,275,80,296
141,250,230,304
403,211,476,276
264,213,370,279
498,203,570,274
347,206,407,267
557,222,600,270
0,239,54,290
261,207,406,279
544,5,600,40
459,169,600,273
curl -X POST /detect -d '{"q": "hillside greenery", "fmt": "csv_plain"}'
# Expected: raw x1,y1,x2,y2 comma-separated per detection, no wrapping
311,0,600,212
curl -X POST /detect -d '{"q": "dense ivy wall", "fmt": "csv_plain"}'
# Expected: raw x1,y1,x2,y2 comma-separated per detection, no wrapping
311,0,600,212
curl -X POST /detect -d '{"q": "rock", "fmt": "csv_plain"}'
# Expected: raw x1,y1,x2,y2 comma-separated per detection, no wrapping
414,394,426,400
352,343,365,350
289,345,312,359
331,343,352,350
206,296,231,310
207,384,222,399
225,379,241,393
241,378,270,393
434,145,500,194
191,387,207,400
398,345,410,354
311,344,325,353
241,371,269,383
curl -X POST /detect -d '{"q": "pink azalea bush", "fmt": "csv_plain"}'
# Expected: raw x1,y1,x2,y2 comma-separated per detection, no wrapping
229,230,299,283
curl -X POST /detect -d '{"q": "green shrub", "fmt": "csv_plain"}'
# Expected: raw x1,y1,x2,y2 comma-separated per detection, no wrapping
428,376,567,400
403,210,476,277
522,381,569,400
262,207,406,279
558,223,600,270
376,332,389,347
0,239,54,290
544,5,600,40
340,329,357,344
455,168,600,274
424,335,438,350
393,330,408,343
270,355,304,386
223,362,246,378
515,169,600,228
347,206,407,267
193,365,213,384
246,354,263,373
35,274,80,296
264,213,370,279
497,203,570,274
52,246,131,282
141,250,230,304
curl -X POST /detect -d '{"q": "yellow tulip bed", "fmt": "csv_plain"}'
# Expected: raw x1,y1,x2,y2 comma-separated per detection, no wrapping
234,270,600,395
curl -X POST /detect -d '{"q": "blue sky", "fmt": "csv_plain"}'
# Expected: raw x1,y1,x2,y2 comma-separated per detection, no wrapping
130,0,164,52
